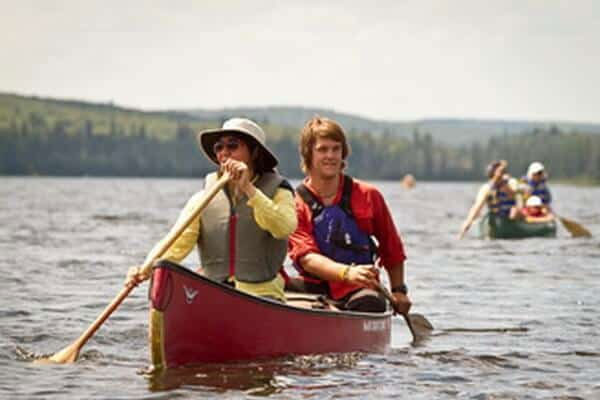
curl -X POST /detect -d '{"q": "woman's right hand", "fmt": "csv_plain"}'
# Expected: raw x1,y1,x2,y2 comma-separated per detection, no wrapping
222,159,250,184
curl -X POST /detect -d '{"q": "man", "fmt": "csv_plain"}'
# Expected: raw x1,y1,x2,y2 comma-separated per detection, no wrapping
287,116,410,314
459,159,520,239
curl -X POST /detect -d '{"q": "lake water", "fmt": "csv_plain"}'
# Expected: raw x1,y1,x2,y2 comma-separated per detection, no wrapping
1,177,599,399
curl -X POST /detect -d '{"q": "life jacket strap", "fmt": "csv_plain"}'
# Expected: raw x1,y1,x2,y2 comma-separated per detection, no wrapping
297,175,354,219
296,175,378,266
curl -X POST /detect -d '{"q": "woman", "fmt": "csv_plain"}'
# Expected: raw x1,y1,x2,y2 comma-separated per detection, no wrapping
126,118,297,301
459,160,520,238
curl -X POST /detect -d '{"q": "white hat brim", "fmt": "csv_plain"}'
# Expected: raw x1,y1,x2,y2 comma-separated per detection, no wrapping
196,128,278,170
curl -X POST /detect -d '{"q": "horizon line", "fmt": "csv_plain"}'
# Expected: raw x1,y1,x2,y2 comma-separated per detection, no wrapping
2,90,600,127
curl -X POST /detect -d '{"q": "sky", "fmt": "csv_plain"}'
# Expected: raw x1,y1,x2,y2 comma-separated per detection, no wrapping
2,0,599,123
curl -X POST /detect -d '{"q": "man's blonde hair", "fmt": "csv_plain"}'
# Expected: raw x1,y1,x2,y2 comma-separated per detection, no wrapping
299,116,350,173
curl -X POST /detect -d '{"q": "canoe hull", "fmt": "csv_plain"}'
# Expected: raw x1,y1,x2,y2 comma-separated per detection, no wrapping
149,261,392,368
479,213,557,239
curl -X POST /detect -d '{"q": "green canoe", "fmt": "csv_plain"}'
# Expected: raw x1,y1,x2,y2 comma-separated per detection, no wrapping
479,213,557,239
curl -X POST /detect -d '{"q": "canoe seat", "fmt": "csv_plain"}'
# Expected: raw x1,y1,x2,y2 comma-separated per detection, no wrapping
285,292,340,311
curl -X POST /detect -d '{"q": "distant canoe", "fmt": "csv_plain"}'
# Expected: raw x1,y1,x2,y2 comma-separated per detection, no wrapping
149,261,392,368
479,213,557,239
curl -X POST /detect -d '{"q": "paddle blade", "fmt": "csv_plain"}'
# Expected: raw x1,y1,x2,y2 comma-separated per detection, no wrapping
408,313,434,331
33,342,80,364
33,284,136,366
406,313,434,343
559,216,592,238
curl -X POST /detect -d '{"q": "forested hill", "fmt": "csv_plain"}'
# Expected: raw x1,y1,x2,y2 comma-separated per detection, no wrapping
3,91,600,145
1,92,599,183
182,106,600,146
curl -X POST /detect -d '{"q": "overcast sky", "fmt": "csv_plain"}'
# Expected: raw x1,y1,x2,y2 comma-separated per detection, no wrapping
2,0,599,123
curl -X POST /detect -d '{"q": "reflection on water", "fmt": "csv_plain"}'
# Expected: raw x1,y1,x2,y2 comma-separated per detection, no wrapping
145,353,363,395
146,362,283,395
1,177,599,399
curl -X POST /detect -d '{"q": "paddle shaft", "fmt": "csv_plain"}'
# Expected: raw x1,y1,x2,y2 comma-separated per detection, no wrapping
66,284,135,357
82,172,230,345
137,172,230,277
47,172,230,363
375,282,418,341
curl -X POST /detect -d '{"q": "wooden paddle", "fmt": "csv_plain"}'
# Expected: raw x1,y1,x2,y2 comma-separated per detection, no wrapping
558,216,592,238
375,282,433,343
37,172,230,364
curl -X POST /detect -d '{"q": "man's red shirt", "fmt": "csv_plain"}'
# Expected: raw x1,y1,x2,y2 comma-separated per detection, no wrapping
288,175,407,299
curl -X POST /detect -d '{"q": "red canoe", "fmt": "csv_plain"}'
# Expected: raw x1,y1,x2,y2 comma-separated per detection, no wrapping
148,261,392,368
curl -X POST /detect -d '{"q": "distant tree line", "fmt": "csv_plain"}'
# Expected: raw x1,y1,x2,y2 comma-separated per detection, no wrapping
1,112,599,183
453,127,600,183
345,127,599,183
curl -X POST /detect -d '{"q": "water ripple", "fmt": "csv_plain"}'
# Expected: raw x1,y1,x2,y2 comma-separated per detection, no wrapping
1,178,598,399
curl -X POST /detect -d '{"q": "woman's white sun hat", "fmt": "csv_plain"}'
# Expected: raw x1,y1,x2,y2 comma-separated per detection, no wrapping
197,118,278,169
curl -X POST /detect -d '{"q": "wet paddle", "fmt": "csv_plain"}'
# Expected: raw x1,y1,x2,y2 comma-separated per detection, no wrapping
375,282,433,343
558,216,592,238
36,172,230,364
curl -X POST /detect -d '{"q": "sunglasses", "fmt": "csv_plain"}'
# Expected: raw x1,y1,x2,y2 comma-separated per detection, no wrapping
213,138,241,154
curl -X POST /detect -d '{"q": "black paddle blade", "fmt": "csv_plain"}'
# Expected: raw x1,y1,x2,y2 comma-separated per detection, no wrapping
408,313,434,331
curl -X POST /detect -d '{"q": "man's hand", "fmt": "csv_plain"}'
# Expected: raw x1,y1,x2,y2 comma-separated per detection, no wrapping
391,292,412,315
346,264,379,288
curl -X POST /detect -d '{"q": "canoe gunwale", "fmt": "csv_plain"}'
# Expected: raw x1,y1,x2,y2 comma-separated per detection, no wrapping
150,260,393,320
479,213,557,239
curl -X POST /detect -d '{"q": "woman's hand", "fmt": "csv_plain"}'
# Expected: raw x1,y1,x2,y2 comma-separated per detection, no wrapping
221,159,255,197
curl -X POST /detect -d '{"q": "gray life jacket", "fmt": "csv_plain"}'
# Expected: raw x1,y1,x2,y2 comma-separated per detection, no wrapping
197,171,288,283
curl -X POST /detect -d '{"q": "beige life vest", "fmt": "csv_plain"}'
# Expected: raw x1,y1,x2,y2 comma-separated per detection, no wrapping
198,171,288,283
